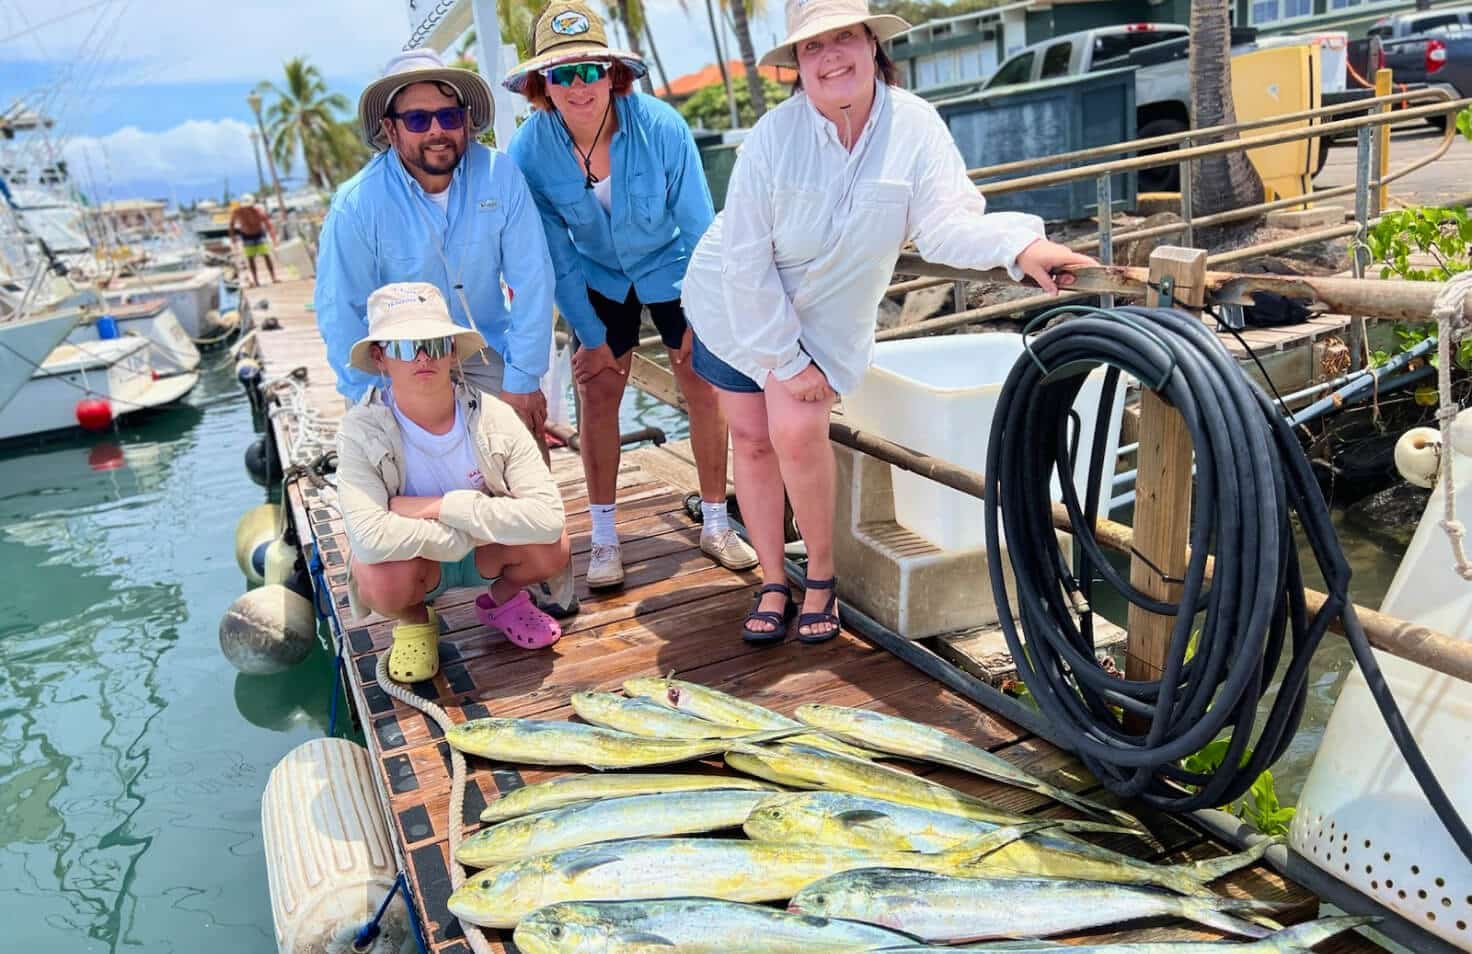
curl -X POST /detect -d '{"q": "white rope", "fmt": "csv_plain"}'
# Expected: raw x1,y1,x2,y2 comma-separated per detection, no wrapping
1430,271,1472,582
374,654,496,954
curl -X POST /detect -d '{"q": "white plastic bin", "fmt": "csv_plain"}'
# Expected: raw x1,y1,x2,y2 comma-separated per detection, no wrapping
841,333,1125,552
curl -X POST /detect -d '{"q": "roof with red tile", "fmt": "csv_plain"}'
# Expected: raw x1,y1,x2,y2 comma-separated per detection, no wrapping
656,59,796,98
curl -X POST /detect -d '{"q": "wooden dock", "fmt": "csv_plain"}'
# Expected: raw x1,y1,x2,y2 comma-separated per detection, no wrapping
246,277,1381,954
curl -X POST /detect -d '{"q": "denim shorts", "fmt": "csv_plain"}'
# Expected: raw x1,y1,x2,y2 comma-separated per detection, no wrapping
691,334,762,394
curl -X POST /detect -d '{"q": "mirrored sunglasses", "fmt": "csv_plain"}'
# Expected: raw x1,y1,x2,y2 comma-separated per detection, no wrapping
377,336,456,362
541,61,609,87
385,107,467,134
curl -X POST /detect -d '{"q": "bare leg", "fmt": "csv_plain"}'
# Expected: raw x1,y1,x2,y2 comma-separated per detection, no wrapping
721,389,788,631
264,255,277,283
671,328,729,504
764,385,837,636
350,557,439,623
473,533,572,605
575,351,633,507
246,258,260,287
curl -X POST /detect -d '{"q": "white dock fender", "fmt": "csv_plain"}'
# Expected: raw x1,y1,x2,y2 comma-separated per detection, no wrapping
261,737,416,954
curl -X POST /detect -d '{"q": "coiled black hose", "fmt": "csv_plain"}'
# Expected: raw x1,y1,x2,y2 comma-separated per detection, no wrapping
983,303,1472,863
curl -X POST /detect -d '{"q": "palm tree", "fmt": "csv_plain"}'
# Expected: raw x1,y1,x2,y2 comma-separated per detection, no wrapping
644,20,673,96
1188,0,1264,249
255,58,362,190
704,0,741,127
725,0,767,118
609,0,656,94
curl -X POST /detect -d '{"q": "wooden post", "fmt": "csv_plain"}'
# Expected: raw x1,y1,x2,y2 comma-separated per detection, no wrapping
1125,247,1207,685
1375,68,1392,214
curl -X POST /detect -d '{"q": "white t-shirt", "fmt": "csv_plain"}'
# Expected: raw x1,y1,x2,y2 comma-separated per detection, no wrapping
426,187,451,214
391,398,482,496
592,176,613,213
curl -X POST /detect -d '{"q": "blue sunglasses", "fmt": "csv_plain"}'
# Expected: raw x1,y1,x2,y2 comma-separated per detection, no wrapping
376,336,456,361
541,61,609,86
385,107,467,134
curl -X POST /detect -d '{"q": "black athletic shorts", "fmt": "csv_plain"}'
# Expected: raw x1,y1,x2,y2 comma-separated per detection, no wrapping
586,286,688,358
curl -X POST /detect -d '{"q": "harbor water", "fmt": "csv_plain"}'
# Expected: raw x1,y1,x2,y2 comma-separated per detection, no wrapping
0,354,1401,950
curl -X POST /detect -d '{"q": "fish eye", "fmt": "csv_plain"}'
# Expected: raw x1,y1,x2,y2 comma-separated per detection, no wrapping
549,926,562,938
770,809,782,818
812,894,826,905
668,688,681,703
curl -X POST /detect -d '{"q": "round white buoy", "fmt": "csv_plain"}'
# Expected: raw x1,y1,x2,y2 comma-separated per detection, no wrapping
262,739,416,954
1451,407,1472,457
235,503,281,585
1393,426,1443,489
219,584,315,674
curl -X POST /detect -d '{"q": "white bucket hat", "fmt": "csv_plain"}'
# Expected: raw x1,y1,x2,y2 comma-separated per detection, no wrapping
239,193,257,205
348,283,487,373
759,0,910,69
357,48,496,150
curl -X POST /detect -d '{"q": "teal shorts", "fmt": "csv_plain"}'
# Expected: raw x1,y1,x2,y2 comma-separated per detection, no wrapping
426,550,497,602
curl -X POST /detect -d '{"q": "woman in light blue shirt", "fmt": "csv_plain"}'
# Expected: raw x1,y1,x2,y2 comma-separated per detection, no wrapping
505,0,756,590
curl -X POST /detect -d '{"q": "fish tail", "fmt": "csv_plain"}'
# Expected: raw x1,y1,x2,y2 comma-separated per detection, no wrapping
1178,896,1289,939
1260,916,1377,951
1044,787,1151,836
1183,837,1275,884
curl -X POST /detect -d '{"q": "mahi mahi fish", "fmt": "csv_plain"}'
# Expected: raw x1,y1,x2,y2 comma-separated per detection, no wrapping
512,898,920,953
796,703,1146,833
788,868,1285,942
445,717,799,770
744,791,1268,896
570,691,755,739
479,772,779,823
864,915,1376,952
447,821,1056,928
457,790,771,867
725,743,1076,829
623,677,877,759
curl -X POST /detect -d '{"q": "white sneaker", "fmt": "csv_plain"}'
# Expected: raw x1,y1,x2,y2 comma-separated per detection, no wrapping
532,562,580,619
586,542,625,589
701,527,758,571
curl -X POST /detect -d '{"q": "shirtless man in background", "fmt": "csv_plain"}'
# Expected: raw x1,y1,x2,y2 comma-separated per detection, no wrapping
228,194,278,287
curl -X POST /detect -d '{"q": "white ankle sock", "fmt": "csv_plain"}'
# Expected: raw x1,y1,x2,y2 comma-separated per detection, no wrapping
701,500,729,535
590,503,618,547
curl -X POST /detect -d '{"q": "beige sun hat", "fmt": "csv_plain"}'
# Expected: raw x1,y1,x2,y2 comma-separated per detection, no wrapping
759,0,910,69
357,48,495,150
502,0,647,93
348,283,487,373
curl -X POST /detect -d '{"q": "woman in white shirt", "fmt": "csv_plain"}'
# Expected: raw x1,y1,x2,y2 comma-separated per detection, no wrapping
681,0,1093,645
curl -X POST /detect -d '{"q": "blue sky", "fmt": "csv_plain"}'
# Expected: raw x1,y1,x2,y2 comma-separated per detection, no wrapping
2,0,787,205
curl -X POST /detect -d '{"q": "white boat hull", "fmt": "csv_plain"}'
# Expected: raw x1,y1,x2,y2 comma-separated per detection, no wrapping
103,266,224,340
0,336,198,441
67,300,201,375
0,309,81,413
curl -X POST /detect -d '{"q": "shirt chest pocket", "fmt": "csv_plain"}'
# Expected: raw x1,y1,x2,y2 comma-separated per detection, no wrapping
475,434,514,497
626,170,667,229
849,179,910,253
549,185,596,230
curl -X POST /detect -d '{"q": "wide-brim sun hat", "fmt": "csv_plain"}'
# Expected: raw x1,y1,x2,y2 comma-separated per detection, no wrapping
239,193,256,205
358,48,495,150
758,0,910,69
348,282,487,373
502,0,647,94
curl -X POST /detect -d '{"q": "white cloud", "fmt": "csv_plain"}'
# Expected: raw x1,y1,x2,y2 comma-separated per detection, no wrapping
61,118,258,197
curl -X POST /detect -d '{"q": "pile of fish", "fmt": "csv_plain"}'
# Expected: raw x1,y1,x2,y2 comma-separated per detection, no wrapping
437,678,1369,952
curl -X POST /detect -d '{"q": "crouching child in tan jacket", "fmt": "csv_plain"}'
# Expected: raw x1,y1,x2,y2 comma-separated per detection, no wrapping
336,282,569,683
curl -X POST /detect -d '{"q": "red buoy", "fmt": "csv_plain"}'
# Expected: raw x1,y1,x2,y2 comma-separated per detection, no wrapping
75,398,113,432
88,442,126,471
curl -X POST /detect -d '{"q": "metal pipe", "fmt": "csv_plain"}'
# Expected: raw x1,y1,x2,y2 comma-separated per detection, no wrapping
545,422,667,451
1097,174,1114,311
1286,336,1438,427
1351,125,1374,371
1179,136,1194,250
966,87,1453,181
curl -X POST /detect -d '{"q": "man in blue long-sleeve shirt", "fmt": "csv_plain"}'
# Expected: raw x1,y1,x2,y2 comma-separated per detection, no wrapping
317,49,578,616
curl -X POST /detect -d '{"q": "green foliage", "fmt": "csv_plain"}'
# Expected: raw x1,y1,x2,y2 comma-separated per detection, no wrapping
255,58,366,192
1362,207,1472,371
1365,206,1472,282
1181,739,1296,838
1457,104,1472,142
679,76,789,130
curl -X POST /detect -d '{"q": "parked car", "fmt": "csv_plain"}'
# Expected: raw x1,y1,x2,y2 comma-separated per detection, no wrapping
1349,5,1472,127
983,23,1365,191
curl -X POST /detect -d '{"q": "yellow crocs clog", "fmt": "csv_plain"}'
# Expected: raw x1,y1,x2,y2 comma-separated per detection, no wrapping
388,605,441,683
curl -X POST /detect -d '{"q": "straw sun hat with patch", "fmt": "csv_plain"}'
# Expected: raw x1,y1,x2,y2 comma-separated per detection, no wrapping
502,0,647,93
357,48,496,150
348,283,487,374
758,0,909,69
